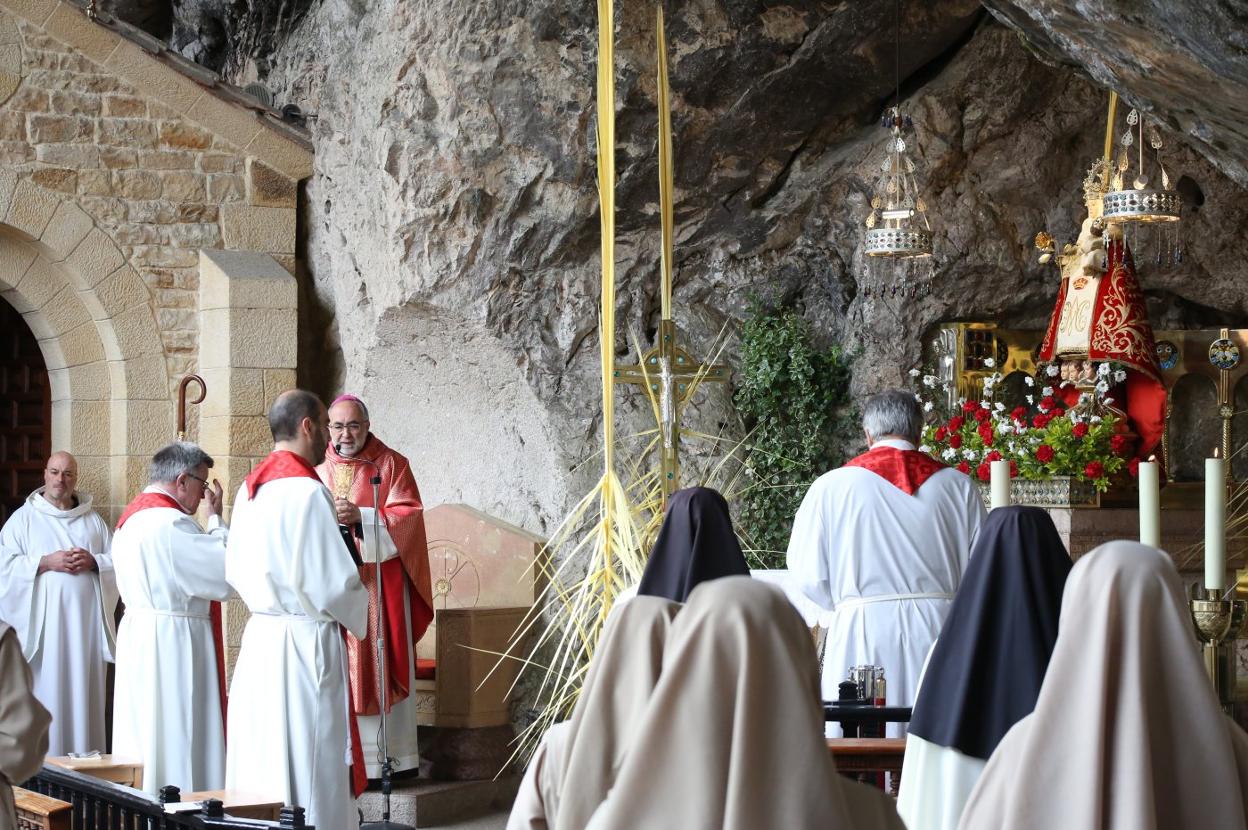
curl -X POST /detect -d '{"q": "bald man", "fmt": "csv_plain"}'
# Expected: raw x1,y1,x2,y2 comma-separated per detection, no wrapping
0,451,117,755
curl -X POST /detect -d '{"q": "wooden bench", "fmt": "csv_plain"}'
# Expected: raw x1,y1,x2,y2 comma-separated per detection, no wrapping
827,737,907,796
14,786,70,830
179,790,283,821
45,755,142,788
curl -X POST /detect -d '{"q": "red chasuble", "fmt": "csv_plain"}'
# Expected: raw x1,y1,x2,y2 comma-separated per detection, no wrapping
1038,239,1167,458
317,435,434,717
116,490,229,740
245,450,369,798
844,446,947,495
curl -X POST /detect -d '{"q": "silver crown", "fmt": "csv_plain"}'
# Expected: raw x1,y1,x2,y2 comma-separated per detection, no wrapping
1102,188,1182,223
1103,109,1182,224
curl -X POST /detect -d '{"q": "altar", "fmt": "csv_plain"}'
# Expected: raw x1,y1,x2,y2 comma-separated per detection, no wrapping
1046,505,1248,568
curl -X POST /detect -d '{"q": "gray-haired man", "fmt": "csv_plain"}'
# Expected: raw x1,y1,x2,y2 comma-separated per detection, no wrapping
110,441,233,794
786,389,985,735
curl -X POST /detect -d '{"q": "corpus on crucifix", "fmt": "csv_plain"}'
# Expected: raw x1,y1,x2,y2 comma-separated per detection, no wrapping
613,320,728,500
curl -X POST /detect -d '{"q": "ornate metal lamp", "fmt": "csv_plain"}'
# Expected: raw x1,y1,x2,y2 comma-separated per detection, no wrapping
864,107,933,260
859,0,935,299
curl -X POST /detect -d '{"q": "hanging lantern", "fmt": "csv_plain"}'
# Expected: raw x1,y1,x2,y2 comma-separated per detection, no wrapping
864,106,933,259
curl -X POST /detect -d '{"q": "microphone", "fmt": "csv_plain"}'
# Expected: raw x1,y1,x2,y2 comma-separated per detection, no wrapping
335,443,408,823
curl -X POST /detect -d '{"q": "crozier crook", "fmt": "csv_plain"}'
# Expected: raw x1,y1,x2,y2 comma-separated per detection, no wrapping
176,374,207,441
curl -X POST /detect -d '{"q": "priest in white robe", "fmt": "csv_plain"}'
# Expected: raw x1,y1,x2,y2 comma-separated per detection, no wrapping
0,451,117,755
787,390,984,735
111,441,233,795
225,390,369,830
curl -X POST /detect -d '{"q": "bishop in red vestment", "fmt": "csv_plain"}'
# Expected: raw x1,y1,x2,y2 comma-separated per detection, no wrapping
318,394,434,777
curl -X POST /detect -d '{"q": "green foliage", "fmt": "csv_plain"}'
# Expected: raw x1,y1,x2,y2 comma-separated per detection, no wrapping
734,301,855,568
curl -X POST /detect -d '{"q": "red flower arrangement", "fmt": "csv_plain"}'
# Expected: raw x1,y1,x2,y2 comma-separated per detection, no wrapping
921,394,1128,492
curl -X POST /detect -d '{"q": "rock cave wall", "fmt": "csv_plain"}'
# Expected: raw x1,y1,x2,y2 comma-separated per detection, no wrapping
138,0,1248,534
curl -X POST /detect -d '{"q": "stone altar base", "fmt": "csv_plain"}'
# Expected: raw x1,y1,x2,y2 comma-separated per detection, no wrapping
1044,504,1248,570
356,725,520,826
358,776,520,828
1043,501,1248,731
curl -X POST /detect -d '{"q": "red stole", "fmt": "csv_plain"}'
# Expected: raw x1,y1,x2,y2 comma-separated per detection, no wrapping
317,437,433,718
845,446,947,495
244,450,369,796
116,490,229,740
244,450,320,497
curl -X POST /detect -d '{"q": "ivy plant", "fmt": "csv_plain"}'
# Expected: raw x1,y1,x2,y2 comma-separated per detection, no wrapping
734,301,855,568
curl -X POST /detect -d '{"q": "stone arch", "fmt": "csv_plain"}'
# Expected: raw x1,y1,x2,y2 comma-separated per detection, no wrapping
0,204,171,517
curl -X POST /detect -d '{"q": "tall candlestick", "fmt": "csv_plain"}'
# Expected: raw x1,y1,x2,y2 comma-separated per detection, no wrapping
989,460,1011,510
1206,455,1227,591
1138,460,1160,547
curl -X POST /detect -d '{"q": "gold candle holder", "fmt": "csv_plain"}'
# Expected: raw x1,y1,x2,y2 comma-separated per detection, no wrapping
1190,587,1248,710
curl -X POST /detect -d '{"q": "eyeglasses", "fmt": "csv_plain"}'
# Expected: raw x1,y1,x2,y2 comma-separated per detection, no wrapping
185,473,210,490
329,422,366,433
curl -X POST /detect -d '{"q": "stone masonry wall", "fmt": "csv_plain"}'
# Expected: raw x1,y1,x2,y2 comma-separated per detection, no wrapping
0,0,309,518
0,5,298,396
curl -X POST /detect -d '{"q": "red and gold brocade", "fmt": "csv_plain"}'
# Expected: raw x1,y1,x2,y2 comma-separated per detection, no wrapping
1039,239,1167,458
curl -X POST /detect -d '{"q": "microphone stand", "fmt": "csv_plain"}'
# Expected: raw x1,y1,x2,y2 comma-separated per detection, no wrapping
339,446,415,830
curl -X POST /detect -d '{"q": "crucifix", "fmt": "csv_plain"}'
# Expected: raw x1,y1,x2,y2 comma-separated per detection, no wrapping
176,374,207,440
1211,327,1240,477
614,320,728,500
613,5,730,503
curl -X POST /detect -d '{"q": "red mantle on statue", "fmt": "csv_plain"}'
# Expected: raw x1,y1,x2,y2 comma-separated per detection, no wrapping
1038,239,1167,459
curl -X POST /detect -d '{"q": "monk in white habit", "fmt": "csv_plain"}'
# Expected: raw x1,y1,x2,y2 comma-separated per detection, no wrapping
787,389,984,732
111,441,232,795
317,393,433,777
584,578,903,829
225,390,369,830
0,451,116,755
0,619,51,830
959,541,1248,830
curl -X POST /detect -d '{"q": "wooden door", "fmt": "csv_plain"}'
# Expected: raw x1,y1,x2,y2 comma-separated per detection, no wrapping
0,299,50,524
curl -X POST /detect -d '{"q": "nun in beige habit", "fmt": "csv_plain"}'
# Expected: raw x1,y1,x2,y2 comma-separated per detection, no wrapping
958,541,1248,830
584,577,903,830
505,596,681,830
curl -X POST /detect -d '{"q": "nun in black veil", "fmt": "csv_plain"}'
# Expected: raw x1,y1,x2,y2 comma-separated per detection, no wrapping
896,505,1072,830
636,487,751,602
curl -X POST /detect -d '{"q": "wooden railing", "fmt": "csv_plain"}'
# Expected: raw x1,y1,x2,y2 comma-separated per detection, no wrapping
21,765,313,829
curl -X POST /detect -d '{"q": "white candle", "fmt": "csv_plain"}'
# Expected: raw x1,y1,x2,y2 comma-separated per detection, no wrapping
990,460,1011,510
1206,455,1227,591
1138,460,1160,547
